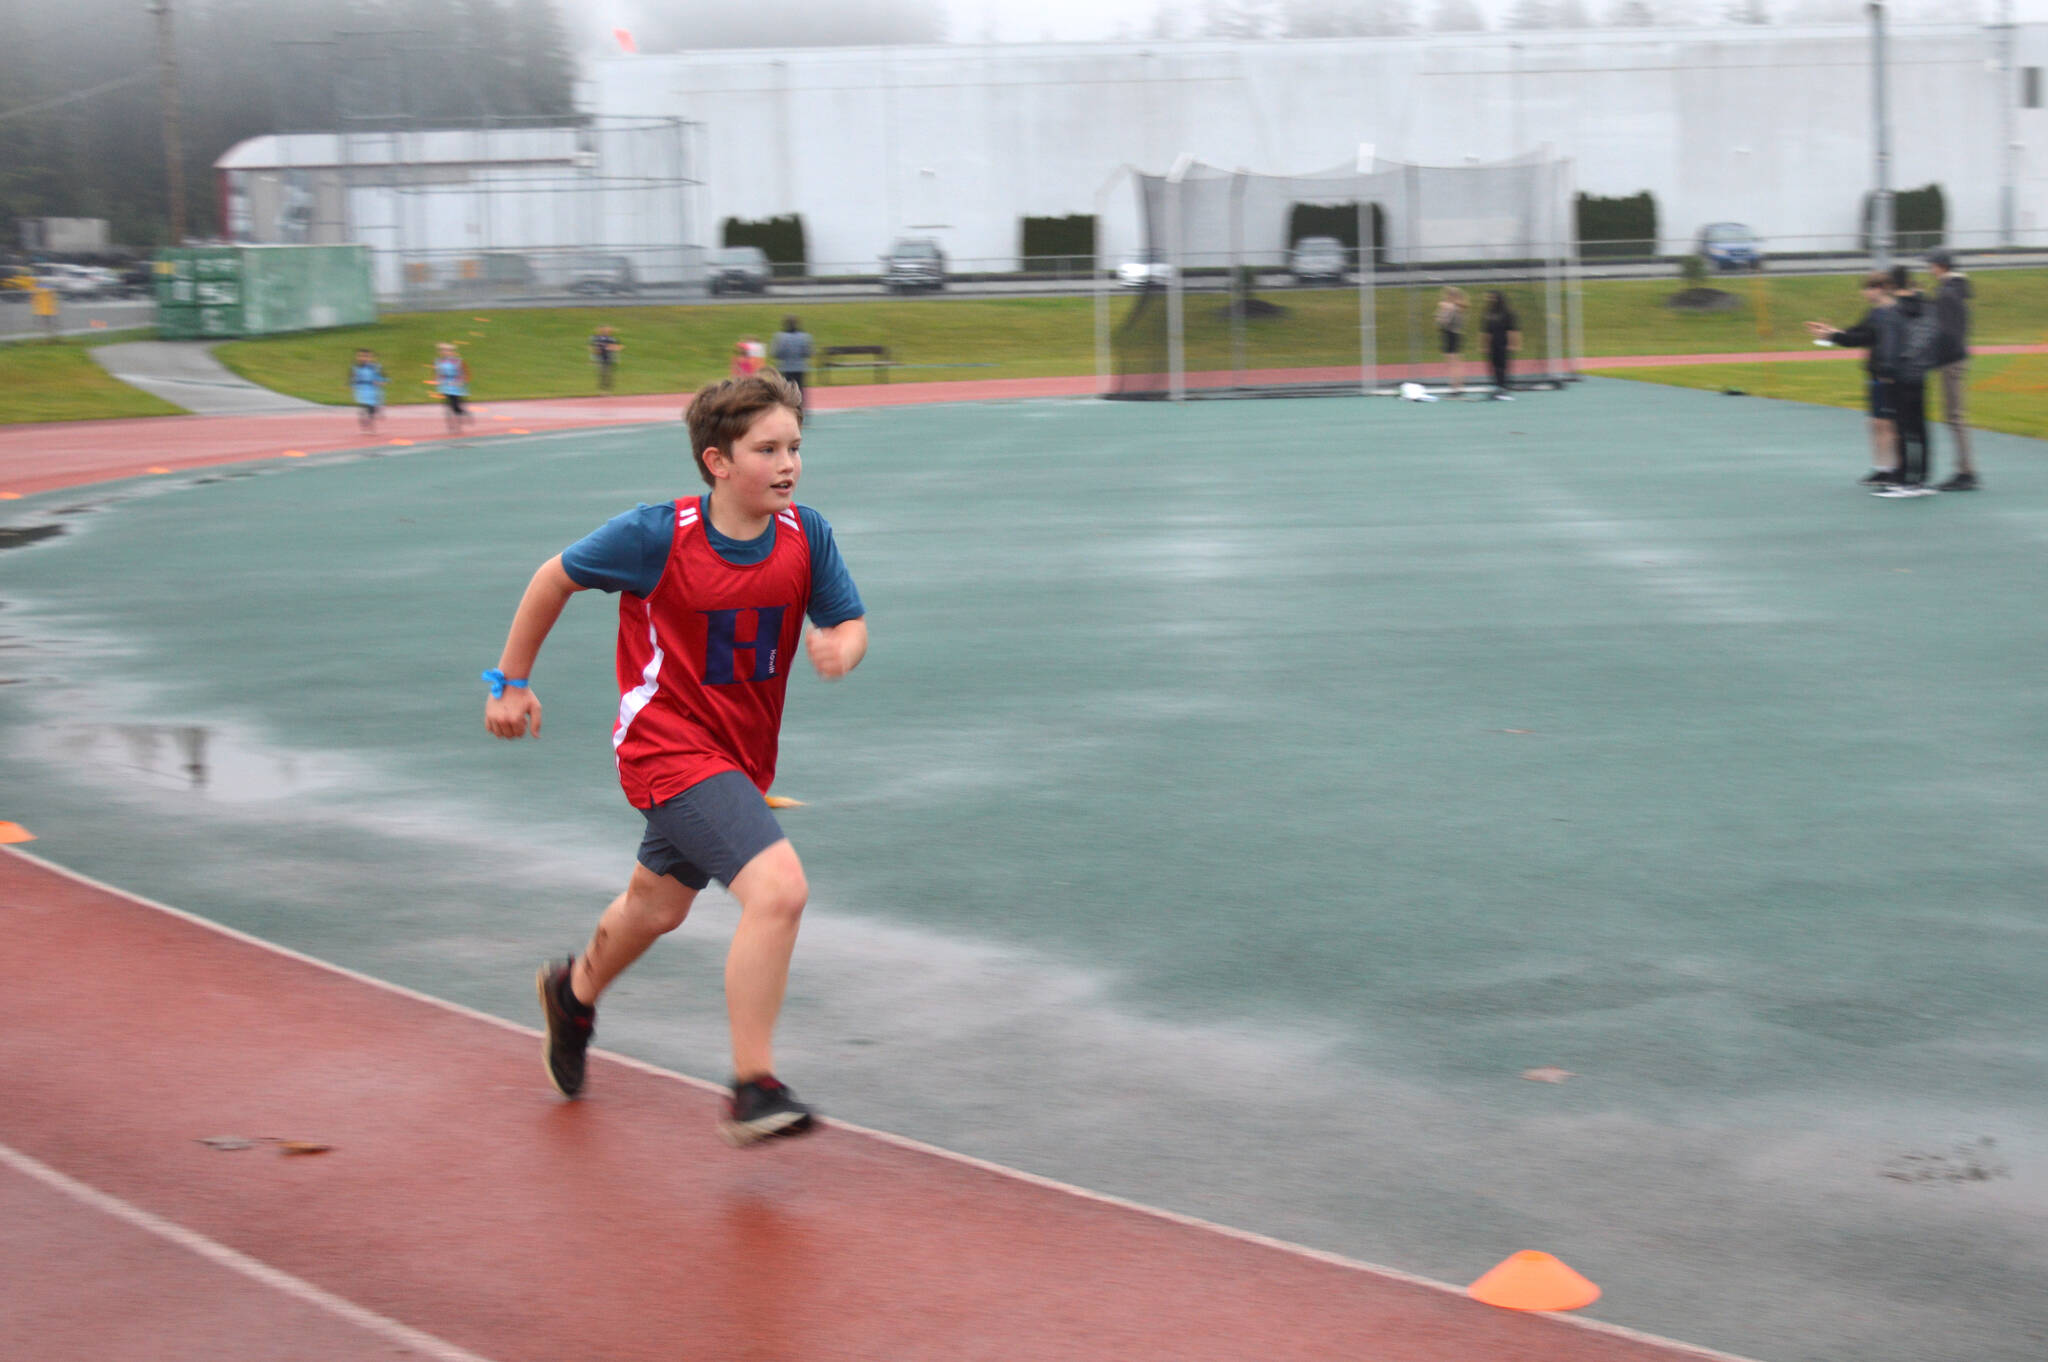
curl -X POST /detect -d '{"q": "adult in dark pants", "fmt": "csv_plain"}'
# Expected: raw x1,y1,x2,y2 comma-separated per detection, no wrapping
1926,250,1977,490
771,316,813,398
1807,272,1901,488
1481,291,1519,400
1877,277,1938,497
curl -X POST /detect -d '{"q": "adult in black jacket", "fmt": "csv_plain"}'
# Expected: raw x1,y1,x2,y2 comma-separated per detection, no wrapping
1806,271,1901,487
1874,283,1937,495
1481,291,1519,400
1926,250,1977,490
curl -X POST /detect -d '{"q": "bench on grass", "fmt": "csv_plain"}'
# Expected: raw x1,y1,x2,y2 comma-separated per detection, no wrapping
818,344,899,384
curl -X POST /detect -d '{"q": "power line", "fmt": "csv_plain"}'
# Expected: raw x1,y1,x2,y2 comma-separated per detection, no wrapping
0,69,154,125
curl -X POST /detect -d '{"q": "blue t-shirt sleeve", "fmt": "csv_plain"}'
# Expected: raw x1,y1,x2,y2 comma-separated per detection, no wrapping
561,503,675,598
799,505,864,626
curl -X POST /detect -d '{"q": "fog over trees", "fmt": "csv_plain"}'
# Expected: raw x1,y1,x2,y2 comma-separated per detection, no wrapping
0,0,1989,250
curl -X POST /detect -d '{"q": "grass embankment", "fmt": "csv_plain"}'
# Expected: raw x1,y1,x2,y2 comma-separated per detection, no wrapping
1584,351,2048,442
0,333,183,424
20,268,2045,439
213,299,1103,405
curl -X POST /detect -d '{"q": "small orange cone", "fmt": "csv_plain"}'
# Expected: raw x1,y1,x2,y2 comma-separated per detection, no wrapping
1468,1250,1600,1311
0,822,35,844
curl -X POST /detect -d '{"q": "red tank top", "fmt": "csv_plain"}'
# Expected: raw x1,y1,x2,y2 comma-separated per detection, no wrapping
610,497,811,807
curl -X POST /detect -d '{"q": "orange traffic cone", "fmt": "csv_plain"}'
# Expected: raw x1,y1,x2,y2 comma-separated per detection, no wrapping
0,821,34,844
1468,1250,1601,1311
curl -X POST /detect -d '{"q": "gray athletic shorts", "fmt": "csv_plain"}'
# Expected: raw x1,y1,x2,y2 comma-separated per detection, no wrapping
636,769,787,889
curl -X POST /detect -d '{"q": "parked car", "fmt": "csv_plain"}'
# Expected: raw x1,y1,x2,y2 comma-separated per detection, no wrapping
0,260,35,301
119,263,157,297
882,237,946,293
707,246,772,295
567,254,638,295
1695,222,1764,272
37,264,121,298
1116,248,1175,289
1288,236,1348,285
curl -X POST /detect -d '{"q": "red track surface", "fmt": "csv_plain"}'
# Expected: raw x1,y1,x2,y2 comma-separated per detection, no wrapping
1,849,1751,1362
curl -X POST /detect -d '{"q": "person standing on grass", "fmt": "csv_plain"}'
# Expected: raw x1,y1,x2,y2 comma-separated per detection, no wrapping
350,349,388,433
434,343,472,434
1481,291,1519,400
1926,250,1978,491
590,325,623,393
1807,272,1900,488
1435,287,1468,396
771,316,813,398
483,371,868,1146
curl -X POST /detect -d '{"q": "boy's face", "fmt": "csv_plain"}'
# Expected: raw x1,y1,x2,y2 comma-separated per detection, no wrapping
1863,286,1889,307
705,406,801,516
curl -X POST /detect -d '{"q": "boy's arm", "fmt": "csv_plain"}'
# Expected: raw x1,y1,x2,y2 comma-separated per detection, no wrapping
805,616,867,681
485,555,586,739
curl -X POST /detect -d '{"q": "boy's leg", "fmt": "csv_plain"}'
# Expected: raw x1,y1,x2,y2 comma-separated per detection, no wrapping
723,839,807,1082
572,861,700,1004
537,863,697,1099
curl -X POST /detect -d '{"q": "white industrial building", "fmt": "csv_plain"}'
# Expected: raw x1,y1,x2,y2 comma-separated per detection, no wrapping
218,24,2048,284
588,24,2047,269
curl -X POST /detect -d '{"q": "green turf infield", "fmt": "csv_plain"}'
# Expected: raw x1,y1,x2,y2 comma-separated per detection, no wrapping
2,385,2044,1362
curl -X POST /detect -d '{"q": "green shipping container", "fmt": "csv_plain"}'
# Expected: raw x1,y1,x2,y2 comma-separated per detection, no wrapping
154,245,375,340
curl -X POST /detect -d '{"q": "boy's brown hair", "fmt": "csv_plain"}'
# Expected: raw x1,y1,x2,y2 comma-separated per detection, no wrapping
685,371,804,487
1862,270,1892,291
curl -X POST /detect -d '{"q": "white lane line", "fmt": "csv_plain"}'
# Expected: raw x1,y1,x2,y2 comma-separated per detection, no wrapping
4,846,1766,1362
0,1138,503,1362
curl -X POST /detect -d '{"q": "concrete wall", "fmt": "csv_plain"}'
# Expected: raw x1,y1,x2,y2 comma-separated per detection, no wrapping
589,25,2048,269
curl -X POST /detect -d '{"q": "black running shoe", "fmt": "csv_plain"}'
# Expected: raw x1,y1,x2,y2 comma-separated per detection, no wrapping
719,1076,816,1147
1938,472,1979,491
1859,468,1895,485
535,958,595,1098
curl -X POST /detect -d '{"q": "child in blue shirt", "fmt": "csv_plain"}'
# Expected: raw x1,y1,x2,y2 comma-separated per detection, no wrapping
349,349,388,432
434,343,471,434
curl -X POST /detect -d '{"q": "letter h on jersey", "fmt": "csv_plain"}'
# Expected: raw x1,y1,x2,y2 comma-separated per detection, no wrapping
700,607,785,684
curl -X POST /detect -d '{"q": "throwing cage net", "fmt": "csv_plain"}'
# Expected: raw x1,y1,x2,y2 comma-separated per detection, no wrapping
1096,152,1582,400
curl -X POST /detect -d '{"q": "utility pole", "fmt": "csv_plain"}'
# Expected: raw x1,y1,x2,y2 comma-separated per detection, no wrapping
1869,2,1892,270
150,0,187,244
1998,0,2016,248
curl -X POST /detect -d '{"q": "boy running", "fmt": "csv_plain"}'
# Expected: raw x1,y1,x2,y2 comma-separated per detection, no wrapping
434,343,472,434
590,325,622,392
350,349,388,432
483,371,868,1145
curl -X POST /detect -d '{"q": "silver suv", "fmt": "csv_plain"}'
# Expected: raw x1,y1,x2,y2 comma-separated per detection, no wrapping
1288,236,1349,285
707,246,771,295
882,237,946,293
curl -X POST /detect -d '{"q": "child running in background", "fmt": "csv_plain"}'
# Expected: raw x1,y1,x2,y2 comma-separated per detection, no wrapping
483,371,869,1145
434,343,472,434
350,349,388,432
590,325,622,393
732,337,765,378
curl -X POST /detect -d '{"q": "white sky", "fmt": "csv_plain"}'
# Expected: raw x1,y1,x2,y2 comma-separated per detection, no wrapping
937,0,2048,41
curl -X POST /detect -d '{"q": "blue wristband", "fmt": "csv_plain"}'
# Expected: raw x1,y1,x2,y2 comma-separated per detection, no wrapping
482,668,530,699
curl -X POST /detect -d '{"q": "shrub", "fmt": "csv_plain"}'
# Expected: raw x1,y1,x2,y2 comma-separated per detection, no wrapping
1860,185,1944,252
1020,215,1096,273
1287,202,1387,267
1576,191,1657,258
722,215,806,277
